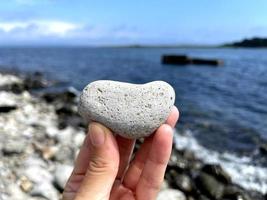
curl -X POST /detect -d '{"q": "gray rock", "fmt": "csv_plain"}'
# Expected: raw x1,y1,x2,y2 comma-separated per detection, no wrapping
79,80,175,139
54,164,73,191
259,143,267,155
195,172,224,199
201,164,231,184
2,139,26,155
54,145,74,163
198,195,211,200
157,189,186,200
175,174,193,193
223,185,253,200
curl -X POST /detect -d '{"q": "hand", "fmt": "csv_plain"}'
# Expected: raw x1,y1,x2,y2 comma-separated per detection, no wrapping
63,106,179,200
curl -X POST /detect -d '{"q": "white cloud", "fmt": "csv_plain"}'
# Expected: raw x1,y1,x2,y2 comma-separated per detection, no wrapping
0,20,80,37
0,20,143,45
0,22,28,32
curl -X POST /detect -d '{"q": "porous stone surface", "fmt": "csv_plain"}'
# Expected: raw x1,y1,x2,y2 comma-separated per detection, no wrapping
78,80,175,139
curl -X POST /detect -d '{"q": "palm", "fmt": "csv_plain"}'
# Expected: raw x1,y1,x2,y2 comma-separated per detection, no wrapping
63,107,179,200
108,113,177,200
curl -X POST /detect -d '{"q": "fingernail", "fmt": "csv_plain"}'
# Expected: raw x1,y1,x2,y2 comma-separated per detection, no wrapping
89,123,106,147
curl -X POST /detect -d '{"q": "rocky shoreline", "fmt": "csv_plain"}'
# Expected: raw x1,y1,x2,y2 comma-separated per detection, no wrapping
0,72,266,200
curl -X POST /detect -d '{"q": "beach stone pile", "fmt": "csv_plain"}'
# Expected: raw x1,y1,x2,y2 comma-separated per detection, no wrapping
0,72,266,200
0,73,84,200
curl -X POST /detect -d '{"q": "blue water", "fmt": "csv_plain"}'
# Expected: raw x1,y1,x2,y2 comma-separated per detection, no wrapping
0,47,267,159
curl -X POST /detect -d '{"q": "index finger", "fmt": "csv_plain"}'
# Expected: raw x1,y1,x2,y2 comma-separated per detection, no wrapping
136,124,173,200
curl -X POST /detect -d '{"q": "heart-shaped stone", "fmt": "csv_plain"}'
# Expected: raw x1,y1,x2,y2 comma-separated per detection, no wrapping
78,80,175,139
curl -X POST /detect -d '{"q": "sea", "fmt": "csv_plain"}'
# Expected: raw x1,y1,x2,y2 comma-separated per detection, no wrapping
0,47,266,193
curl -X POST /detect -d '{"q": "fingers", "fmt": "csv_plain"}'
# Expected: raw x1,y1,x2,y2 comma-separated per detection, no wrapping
63,126,93,200
110,180,134,200
63,106,179,200
74,122,120,200
136,124,173,200
166,106,179,128
115,135,136,180
122,106,179,190
122,135,153,190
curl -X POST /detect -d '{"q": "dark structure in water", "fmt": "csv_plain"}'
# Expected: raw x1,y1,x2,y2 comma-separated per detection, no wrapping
162,55,223,66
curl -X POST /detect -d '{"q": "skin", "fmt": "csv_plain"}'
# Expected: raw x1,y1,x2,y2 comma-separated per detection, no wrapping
63,106,179,200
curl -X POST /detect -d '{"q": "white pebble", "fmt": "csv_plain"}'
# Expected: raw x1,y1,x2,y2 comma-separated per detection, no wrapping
79,80,175,139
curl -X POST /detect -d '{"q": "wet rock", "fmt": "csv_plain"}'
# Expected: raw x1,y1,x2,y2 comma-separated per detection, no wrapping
42,88,78,104
165,169,178,187
57,114,84,130
79,80,175,139
0,105,17,113
157,189,186,200
9,82,26,93
195,172,224,199
55,103,84,130
174,174,193,193
24,72,49,90
223,185,252,200
56,104,76,116
54,164,73,191
187,196,196,200
202,164,231,184
168,153,190,172
161,180,169,190
180,149,196,161
259,143,267,155
197,194,211,200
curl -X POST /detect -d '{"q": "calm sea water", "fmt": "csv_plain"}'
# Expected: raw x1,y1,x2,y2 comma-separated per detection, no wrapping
0,47,267,159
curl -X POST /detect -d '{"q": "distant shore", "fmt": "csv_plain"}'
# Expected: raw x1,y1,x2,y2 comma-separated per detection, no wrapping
224,37,267,48
1,39,267,49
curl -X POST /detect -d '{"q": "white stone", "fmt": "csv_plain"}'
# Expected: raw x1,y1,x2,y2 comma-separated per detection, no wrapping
0,73,22,87
157,189,186,200
30,182,58,200
74,132,86,147
55,126,75,144
79,80,175,139
54,164,73,190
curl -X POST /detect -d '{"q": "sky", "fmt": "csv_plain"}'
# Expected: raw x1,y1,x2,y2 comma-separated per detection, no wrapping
0,0,267,46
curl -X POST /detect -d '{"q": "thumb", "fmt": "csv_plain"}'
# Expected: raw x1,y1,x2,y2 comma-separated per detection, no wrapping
75,122,119,200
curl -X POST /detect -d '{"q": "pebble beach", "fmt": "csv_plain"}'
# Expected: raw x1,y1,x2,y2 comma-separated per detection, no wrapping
0,72,266,200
